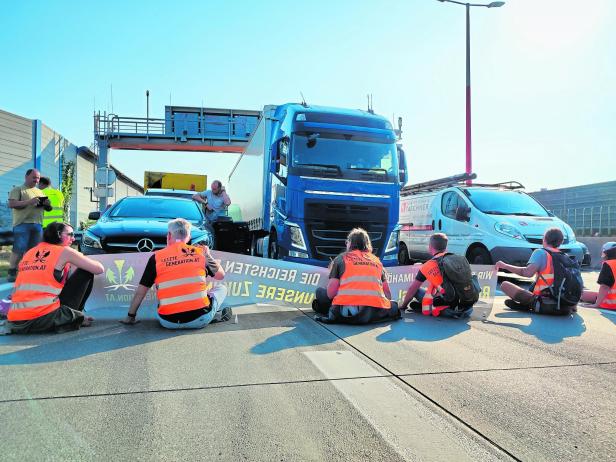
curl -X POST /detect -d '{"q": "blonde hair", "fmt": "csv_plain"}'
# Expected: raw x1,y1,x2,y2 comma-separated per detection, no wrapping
346,228,372,253
168,218,191,240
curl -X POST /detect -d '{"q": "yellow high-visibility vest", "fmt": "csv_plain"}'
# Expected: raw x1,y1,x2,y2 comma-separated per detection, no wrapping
42,188,65,228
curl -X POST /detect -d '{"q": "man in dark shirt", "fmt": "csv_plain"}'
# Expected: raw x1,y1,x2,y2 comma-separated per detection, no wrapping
121,218,229,328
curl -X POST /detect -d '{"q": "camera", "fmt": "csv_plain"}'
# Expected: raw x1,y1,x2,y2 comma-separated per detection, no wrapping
36,196,48,207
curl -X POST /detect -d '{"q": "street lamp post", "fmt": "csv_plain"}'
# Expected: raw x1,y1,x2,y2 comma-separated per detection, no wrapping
437,0,505,184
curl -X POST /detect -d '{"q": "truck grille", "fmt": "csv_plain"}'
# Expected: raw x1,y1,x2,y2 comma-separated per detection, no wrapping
304,201,388,261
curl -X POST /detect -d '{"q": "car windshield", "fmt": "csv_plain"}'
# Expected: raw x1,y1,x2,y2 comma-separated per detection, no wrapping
109,197,203,221
464,189,549,217
290,133,396,181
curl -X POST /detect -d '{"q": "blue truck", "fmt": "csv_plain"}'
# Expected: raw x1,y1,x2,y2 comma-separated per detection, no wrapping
227,103,408,267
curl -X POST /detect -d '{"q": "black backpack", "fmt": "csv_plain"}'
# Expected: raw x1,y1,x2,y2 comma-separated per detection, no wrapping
539,250,583,309
436,254,481,309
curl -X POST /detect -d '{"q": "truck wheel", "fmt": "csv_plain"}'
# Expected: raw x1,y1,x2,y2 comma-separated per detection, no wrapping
398,243,411,265
268,233,279,259
467,247,492,265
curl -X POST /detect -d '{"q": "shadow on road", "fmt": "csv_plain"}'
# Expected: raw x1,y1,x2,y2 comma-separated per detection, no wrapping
491,311,587,344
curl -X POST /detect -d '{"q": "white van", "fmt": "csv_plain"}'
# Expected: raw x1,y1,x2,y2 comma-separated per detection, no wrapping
398,179,584,266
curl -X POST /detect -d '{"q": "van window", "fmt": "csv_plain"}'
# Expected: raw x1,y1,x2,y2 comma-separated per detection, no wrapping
442,192,467,220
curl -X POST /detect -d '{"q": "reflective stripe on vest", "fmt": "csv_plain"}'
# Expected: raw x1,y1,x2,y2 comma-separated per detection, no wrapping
155,243,210,315
599,260,616,310
533,250,555,295
420,253,448,316
332,250,390,309
8,243,65,321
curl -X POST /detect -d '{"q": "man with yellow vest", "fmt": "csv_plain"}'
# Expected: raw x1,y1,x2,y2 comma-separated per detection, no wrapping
400,233,474,318
38,176,65,228
496,227,575,315
7,222,104,334
312,228,400,324
581,242,616,310
121,218,229,329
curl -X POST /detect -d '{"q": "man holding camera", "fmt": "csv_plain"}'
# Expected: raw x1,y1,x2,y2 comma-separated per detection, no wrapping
192,180,231,223
7,169,52,282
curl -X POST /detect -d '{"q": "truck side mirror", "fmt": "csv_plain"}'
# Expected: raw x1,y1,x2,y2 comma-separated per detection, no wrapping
273,137,289,174
397,147,408,185
88,211,101,221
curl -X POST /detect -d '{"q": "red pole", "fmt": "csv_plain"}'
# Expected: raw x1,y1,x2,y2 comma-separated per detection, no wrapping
465,3,473,185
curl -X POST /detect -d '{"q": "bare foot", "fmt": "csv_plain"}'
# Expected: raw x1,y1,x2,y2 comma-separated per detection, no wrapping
82,316,94,327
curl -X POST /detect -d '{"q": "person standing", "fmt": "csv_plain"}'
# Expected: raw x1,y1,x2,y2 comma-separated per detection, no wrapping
312,228,400,324
121,218,230,329
7,169,52,282
7,222,104,334
38,176,65,228
192,180,231,223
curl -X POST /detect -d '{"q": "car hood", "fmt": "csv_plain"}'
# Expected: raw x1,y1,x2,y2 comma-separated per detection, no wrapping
88,218,208,238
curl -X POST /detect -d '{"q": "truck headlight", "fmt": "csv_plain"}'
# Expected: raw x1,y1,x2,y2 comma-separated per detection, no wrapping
286,222,307,251
494,222,524,240
83,230,102,249
385,225,401,253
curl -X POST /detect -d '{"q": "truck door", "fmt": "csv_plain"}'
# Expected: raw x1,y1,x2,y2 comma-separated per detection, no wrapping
439,191,472,255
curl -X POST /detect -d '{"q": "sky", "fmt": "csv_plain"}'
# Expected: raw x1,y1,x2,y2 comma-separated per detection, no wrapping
1,0,614,192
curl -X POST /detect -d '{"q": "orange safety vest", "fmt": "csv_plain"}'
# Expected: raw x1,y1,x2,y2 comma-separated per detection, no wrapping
533,249,557,295
8,243,65,321
599,260,616,310
332,250,390,309
420,252,449,317
154,242,210,316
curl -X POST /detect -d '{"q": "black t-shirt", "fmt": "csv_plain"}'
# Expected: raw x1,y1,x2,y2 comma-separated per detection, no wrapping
597,260,615,287
140,251,220,323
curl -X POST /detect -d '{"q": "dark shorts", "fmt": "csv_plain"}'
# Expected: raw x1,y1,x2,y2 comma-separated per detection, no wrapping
9,305,84,334
13,223,43,254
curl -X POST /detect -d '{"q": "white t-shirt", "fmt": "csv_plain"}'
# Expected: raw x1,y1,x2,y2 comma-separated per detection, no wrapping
199,190,227,221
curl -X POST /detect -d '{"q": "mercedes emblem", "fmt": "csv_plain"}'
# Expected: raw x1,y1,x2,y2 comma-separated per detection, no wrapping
136,238,155,252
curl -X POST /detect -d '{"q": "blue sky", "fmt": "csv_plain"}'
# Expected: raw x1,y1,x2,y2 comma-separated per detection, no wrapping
2,0,614,191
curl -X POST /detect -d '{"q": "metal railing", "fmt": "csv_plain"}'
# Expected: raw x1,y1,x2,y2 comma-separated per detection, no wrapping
551,205,616,237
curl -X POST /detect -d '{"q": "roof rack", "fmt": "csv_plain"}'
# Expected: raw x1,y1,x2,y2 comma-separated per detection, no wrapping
469,181,525,190
401,173,476,196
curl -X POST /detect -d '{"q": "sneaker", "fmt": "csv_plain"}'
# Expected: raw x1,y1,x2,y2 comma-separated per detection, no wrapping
212,306,232,323
408,301,422,313
504,299,529,311
7,269,17,283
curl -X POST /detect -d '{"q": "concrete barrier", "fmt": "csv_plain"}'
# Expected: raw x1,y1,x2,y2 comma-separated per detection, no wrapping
579,237,615,269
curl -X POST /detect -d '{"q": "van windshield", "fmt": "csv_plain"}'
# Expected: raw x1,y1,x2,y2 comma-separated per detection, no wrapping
464,189,549,217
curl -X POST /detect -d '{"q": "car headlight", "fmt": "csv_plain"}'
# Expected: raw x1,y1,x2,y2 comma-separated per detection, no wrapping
83,230,102,248
494,222,524,240
285,221,307,250
385,225,401,253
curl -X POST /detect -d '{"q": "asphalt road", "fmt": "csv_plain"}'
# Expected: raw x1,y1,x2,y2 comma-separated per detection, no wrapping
0,273,614,461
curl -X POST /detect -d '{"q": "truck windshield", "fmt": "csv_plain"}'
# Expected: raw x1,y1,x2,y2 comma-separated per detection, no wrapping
464,189,550,217
290,133,396,181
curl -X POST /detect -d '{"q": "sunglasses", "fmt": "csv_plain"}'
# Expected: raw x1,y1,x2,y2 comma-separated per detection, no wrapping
62,232,75,237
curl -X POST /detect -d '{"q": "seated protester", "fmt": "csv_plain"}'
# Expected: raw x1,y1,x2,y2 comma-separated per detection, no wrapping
121,218,229,329
8,222,104,334
581,242,616,310
496,227,578,315
312,228,400,325
400,233,475,318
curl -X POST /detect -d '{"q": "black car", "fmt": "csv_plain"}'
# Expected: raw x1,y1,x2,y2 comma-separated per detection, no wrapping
81,196,214,255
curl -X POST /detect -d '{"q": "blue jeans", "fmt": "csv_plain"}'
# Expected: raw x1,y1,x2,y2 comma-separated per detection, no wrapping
13,223,43,254
157,285,227,330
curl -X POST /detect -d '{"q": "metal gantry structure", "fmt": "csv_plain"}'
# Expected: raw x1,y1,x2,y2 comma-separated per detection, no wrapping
93,105,262,210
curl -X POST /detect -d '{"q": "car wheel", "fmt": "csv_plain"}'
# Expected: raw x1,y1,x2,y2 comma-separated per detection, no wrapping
467,246,492,265
398,243,411,265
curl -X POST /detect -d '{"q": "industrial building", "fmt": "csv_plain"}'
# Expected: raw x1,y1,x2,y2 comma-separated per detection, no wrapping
530,181,616,237
0,108,142,243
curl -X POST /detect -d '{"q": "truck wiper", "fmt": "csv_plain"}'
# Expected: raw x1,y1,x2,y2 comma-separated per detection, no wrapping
348,167,387,175
296,163,341,175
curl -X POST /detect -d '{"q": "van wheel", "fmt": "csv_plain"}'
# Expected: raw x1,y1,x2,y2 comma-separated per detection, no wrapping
467,247,492,265
398,243,411,265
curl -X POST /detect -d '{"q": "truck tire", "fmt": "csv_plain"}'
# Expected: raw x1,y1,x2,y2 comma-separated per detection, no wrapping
398,243,411,265
268,232,279,259
467,246,492,265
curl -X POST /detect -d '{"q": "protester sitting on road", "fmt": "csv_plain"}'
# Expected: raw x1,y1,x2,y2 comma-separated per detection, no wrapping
121,218,230,329
495,228,577,315
580,242,616,310
7,168,53,282
312,228,400,324
192,180,231,223
7,222,104,334
400,233,476,318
